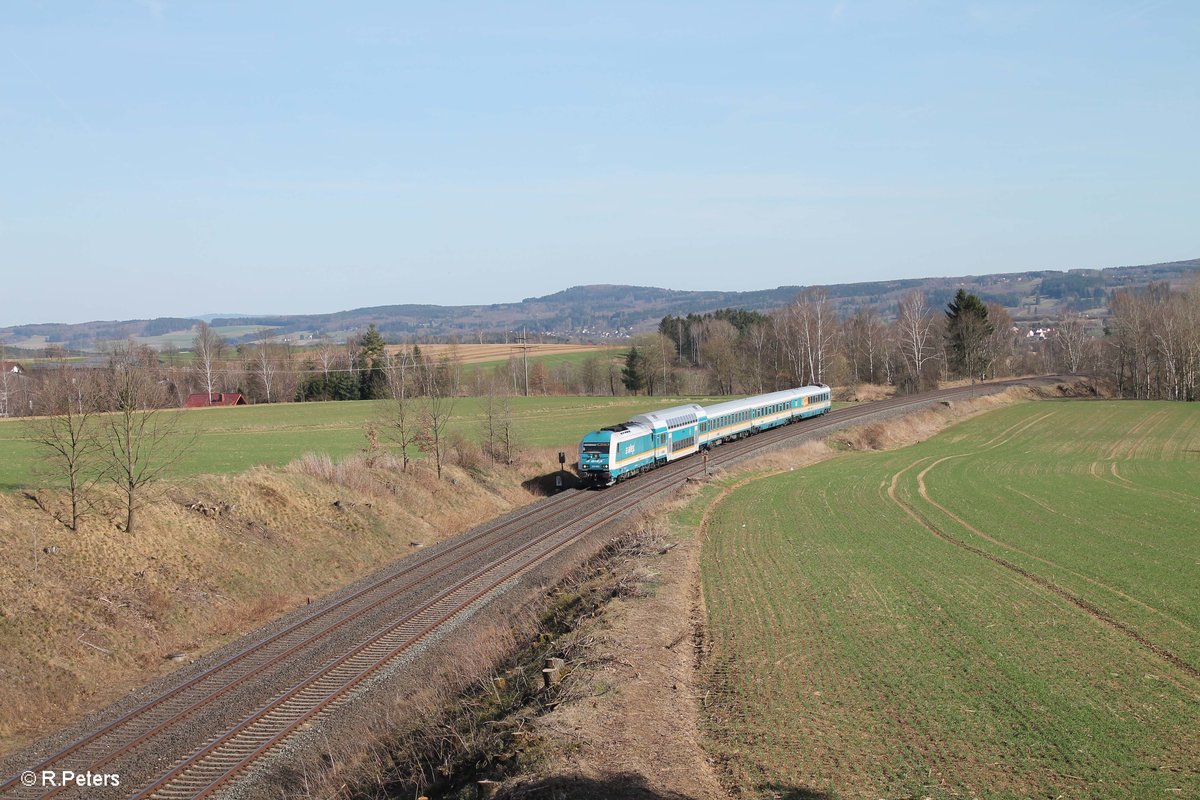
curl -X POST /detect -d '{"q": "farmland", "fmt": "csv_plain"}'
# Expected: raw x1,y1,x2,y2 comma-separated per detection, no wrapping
412,343,625,383
0,394,718,491
383,342,614,365
697,401,1200,798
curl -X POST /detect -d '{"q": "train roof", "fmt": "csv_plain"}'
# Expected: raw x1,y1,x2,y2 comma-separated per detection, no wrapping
701,385,827,418
628,402,706,432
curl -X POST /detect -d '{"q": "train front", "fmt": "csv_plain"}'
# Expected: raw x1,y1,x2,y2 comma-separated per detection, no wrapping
578,429,615,487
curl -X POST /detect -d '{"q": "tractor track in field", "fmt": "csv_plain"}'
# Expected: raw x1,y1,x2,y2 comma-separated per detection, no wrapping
886,449,1200,683
1,377,1058,800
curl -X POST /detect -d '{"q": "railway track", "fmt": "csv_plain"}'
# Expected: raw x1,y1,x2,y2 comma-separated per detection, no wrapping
1,377,1055,799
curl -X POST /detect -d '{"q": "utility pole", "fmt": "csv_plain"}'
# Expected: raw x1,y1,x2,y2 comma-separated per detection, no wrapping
516,326,529,397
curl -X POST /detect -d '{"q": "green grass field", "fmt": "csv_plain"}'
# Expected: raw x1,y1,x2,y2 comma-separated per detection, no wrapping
695,400,1200,799
0,394,720,490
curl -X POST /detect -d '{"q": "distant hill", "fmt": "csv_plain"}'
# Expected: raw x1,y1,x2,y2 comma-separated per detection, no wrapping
2,258,1196,352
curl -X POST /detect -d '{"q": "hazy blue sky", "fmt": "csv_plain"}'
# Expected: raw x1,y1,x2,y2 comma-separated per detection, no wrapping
2,1,1196,326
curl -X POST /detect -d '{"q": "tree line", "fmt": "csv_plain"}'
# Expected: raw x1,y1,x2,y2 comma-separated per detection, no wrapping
1105,281,1200,400
6,279,1198,419
612,289,1026,396
615,281,1198,400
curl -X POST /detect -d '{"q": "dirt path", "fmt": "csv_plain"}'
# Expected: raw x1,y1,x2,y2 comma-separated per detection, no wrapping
527,529,725,799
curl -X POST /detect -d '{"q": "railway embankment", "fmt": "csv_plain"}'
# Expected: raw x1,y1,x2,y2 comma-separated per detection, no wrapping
0,447,565,755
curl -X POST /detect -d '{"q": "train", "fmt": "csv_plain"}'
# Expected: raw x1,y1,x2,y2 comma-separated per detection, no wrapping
577,384,832,487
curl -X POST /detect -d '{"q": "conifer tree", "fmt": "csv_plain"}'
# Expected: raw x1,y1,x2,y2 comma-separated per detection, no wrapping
621,346,645,394
357,324,389,399
945,289,992,381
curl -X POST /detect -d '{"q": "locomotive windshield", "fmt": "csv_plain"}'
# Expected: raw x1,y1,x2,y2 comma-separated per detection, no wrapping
581,443,609,453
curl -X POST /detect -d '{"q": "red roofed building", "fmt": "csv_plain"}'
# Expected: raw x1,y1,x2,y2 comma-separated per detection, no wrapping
184,392,246,408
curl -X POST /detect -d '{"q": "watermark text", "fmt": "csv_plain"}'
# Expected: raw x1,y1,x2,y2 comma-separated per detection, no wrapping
20,770,120,788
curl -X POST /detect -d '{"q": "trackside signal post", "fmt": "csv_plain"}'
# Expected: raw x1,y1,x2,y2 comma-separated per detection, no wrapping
556,451,566,491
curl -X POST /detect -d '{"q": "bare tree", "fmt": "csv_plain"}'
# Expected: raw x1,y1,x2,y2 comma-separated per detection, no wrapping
1108,287,1157,398
480,381,502,466
497,395,516,464
779,289,836,385
744,319,772,394
254,344,277,403
579,356,602,395
774,309,804,387
0,338,9,418
27,367,106,530
383,348,419,472
192,322,224,402
317,339,338,389
417,355,456,479
845,308,885,384
102,344,190,534
896,290,937,391
700,319,738,394
983,303,1018,379
1055,312,1089,373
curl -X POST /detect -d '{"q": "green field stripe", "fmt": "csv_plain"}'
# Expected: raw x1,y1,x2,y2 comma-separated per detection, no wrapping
698,400,1200,799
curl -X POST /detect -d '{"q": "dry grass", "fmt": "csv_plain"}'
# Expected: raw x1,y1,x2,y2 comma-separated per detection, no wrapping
0,454,546,754
833,382,896,403
831,387,1033,452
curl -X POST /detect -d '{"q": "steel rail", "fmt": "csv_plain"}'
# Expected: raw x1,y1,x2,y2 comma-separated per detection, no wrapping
3,489,596,796
132,450,719,799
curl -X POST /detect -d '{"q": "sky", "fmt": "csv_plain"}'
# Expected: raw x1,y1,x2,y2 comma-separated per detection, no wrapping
1,1,1197,327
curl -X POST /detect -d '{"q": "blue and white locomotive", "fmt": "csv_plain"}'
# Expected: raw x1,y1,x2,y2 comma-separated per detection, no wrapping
578,385,832,487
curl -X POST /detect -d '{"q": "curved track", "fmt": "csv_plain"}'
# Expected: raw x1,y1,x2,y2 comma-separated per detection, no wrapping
1,378,1056,799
